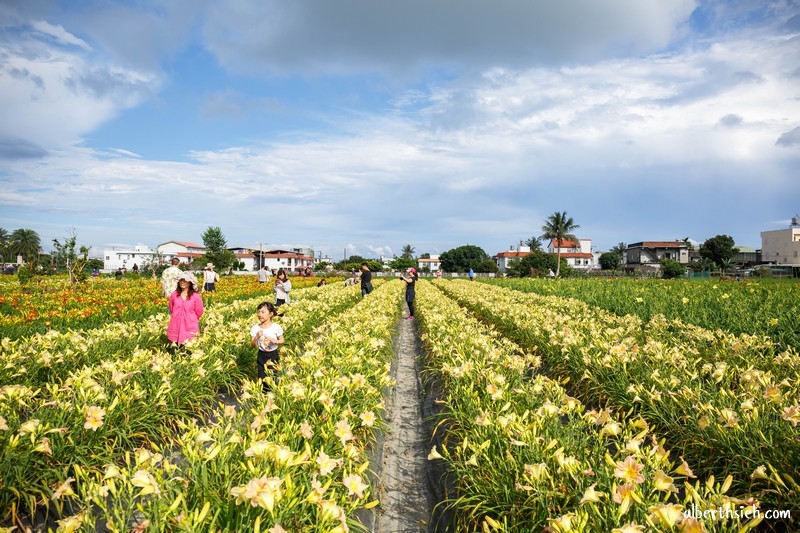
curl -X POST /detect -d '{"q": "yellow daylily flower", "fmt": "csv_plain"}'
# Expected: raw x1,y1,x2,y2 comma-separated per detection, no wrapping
130,470,159,496
648,503,684,528
614,456,645,485
579,483,602,505
652,470,678,493
342,473,369,499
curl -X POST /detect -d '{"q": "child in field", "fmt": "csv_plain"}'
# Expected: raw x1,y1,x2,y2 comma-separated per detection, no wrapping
273,269,292,306
250,302,284,392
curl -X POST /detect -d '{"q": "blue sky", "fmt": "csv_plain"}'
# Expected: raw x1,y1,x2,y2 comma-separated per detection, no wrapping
1,0,799,260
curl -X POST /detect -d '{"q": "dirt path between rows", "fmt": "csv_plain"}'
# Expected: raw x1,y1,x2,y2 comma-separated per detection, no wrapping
375,313,434,532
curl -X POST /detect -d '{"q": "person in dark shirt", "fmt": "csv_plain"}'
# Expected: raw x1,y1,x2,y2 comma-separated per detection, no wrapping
360,262,373,297
400,267,418,319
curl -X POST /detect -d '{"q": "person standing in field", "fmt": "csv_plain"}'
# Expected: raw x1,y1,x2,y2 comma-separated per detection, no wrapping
166,272,204,351
360,262,373,297
161,258,182,298
250,301,284,392
274,269,292,306
400,267,418,319
203,263,219,293
468,267,475,281
258,265,271,284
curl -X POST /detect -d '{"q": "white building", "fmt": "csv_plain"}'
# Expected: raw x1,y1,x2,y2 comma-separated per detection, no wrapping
255,249,316,273
494,246,531,274
229,246,259,271
417,255,442,272
103,245,156,271
761,222,800,266
547,238,595,271
157,241,206,264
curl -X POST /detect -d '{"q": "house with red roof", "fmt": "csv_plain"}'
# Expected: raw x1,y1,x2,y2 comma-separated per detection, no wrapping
253,248,316,273
157,241,206,264
494,245,532,274
417,255,442,272
547,238,595,271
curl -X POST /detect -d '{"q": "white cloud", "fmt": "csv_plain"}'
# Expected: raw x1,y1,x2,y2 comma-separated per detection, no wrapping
31,20,92,50
0,29,160,151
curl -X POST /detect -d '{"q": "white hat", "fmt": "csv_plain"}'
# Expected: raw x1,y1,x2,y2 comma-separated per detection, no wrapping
177,271,199,286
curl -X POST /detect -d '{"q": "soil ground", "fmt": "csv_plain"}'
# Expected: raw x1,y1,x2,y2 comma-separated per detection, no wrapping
375,310,434,532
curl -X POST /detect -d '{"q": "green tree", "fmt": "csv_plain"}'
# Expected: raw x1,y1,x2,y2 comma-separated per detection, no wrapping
688,258,715,272
334,255,367,270
51,230,89,284
541,211,580,278
525,236,543,251
201,226,235,270
419,252,430,259
660,258,686,279
0,228,8,262
439,245,489,273
599,251,621,270
9,228,41,263
699,235,739,274
335,256,382,273
51,230,78,270
401,244,415,260
314,261,333,272
610,242,627,259
507,251,561,278
389,257,416,271
477,258,498,274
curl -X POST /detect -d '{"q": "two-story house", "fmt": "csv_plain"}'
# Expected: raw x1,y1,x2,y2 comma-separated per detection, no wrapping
157,241,206,264
494,245,531,274
625,241,689,270
255,248,316,273
417,255,442,272
547,238,595,271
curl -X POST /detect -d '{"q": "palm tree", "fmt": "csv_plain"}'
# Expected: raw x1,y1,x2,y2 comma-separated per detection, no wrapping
0,228,8,262
610,242,627,259
401,244,415,260
541,211,580,278
10,228,41,263
525,236,543,251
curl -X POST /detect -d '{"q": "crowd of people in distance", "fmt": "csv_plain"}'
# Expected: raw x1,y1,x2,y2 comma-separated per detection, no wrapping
159,258,425,392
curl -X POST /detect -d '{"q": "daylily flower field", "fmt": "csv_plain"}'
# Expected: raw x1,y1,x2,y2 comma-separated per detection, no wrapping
0,275,797,531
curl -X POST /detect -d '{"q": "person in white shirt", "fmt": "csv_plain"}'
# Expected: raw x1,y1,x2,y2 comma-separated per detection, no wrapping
258,265,272,283
273,269,291,306
249,301,284,392
203,263,220,292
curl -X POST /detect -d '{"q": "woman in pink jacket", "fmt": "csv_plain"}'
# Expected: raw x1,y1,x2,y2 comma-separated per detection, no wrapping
167,271,204,350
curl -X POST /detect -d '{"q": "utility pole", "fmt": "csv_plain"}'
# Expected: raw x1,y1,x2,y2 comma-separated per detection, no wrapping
257,242,264,269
